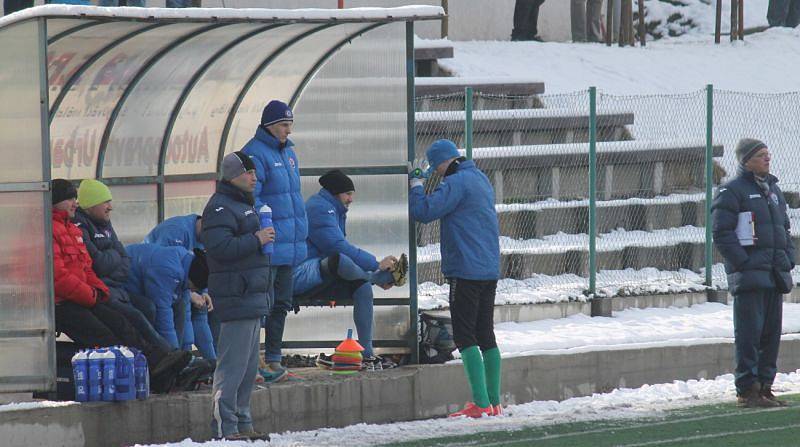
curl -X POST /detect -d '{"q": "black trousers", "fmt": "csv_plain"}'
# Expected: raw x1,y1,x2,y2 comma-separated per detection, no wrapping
448,278,498,351
512,0,546,40
55,301,165,365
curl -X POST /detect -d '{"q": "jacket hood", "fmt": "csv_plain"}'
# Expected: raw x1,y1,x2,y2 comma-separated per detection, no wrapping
317,188,348,215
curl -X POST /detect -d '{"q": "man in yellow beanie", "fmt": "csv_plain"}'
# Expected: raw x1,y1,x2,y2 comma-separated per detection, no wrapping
73,179,176,357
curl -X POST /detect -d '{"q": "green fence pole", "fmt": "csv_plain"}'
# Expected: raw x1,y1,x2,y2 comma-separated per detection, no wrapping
405,21,419,364
588,87,597,297
465,87,473,160
705,84,714,288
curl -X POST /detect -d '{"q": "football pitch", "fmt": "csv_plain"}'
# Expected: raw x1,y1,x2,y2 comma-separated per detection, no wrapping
387,394,800,447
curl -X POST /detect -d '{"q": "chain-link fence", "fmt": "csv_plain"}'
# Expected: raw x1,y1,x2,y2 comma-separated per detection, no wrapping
414,87,800,311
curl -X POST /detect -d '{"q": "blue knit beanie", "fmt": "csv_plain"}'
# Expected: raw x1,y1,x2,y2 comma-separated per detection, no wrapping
261,100,294,127
426,139,460,175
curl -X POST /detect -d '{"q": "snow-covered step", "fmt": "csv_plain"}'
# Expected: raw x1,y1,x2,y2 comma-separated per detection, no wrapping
415,77,546,111
415,226,800,284
417,193,708,246
415,108,633,149
415,38,453,77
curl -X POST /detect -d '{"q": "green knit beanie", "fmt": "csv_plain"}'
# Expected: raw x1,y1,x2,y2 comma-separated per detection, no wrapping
78,179,112,209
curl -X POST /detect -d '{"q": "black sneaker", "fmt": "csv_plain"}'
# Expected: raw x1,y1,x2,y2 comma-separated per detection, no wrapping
362,355,397,371
316,353,334,370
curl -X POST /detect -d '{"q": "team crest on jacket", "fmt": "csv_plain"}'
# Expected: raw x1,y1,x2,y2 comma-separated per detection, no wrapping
289,157,296,169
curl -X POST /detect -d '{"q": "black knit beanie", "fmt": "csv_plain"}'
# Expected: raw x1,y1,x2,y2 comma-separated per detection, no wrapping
52,179,77,205
319,170,355,195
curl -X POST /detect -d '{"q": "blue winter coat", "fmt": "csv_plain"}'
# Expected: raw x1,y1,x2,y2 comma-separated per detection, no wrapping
124,243,194,349
306,188,380,272
144,214,203,251
242,127,307,266
410,159,500,281
712,168,795,295
72,208,131,304
201,181,271,322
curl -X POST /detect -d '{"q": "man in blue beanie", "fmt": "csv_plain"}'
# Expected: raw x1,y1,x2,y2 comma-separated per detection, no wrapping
242,99,308,382
712,138,794,408
408,139,502,418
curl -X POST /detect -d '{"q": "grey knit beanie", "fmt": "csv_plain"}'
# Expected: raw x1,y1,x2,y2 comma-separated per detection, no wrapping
735,138,767,165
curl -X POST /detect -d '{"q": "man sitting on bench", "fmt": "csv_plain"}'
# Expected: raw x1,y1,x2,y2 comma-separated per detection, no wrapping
293,170,407,370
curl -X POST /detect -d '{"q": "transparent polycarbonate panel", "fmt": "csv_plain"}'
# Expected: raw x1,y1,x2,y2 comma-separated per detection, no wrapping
225,23,366,156
50,23,209,180
0,193,49,331
0,337,53,392
164,181,215,219
106,24,258,178
292,22,407,168
45,18,96,42
282,306,410,343
0,192,52,392
168,23,317,175
0,21,45,182
301,174,409,299
108,184,157,244
48,21,153,109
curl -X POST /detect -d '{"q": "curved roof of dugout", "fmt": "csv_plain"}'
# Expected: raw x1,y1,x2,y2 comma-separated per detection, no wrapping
0,4,442,189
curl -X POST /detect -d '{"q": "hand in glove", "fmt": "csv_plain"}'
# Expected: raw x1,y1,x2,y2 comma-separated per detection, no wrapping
407,158,430,189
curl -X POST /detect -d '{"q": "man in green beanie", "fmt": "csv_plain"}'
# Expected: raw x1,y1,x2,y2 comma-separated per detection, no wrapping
712,138,794,408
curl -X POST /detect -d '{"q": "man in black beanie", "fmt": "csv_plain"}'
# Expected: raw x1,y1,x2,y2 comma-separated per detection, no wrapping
712,138,794,407
292,170,406,370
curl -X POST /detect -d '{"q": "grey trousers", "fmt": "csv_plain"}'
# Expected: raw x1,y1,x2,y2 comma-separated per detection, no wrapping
211,318,261,438
571,0,604,42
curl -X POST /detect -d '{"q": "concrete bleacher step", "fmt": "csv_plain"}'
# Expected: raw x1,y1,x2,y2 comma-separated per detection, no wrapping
415,108,634,150
415,77,546,111
415,231,800,284
414,39,453,77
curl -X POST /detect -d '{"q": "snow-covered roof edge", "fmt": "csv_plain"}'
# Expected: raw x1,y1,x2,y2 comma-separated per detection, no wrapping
0,4,444,29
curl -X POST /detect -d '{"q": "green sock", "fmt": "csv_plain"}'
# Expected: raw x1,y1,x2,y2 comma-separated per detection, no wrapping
460,346,490,408
482,347,502,406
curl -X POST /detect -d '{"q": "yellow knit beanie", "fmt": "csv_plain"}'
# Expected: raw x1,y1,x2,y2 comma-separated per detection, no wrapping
78,179,112,209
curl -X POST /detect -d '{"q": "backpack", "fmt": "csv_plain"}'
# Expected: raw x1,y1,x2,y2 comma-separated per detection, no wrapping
419,312,456,364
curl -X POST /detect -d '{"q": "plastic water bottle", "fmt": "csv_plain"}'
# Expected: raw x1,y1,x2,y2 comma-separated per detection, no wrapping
259,205,274,255
113,346,136,401
71,350,89,402
88,349,104,402
133,348,149,400
100,349,116,402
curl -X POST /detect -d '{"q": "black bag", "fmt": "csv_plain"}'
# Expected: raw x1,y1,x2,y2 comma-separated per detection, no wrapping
419,312,456,364
33,341,79,401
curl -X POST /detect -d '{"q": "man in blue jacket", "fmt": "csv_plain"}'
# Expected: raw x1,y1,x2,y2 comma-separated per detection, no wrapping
145,213,217,363
72,179,174,355
242,99,307,381
409,139,502,418
202,151,274,441
295,170,406,370
712,138,795,408
124,243,209,351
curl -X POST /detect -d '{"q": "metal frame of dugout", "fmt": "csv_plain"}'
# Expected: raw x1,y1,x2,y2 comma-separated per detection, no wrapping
0,4,444,393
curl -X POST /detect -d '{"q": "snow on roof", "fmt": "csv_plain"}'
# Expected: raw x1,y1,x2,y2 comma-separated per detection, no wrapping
0,4,444,29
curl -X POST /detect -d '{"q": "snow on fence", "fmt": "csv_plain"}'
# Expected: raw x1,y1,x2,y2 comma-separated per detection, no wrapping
413,88,800,303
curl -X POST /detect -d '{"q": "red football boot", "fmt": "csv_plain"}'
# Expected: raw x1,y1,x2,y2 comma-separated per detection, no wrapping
448,402,493,418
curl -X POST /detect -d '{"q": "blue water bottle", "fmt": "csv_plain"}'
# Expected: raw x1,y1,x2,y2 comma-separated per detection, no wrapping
100,349,116,402
133,348,149,400
71,350,89,402
88,349,103,401
259,205,274,255
113,346,136,401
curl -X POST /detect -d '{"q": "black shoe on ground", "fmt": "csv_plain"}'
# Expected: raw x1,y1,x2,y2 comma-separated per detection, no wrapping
362,355,397,371
760,384,789,407
316,353,334,370
239,430,270,441
737,383,781,408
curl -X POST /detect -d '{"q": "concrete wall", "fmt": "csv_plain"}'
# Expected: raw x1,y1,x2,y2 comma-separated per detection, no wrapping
4,339,800,446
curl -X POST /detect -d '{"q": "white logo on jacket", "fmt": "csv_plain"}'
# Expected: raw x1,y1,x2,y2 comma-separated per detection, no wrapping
215,207,224,212
274,162,283,167
244,210,254,216
327,209,335,214
94,233,106,239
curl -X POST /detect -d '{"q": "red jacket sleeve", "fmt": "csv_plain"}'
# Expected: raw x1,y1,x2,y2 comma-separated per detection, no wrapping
53,237,97,308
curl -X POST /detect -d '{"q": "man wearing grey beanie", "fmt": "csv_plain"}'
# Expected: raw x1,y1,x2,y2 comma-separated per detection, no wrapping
712,138,794,408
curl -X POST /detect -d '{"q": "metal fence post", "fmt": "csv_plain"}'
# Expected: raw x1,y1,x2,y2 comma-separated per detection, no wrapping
406,21,419,364
588,87,598,297
465,86,473,160
705,84,714,288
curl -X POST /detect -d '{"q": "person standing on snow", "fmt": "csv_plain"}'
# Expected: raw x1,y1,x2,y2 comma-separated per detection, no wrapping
242,100,308,383
408,139,503,418
712,138,794,408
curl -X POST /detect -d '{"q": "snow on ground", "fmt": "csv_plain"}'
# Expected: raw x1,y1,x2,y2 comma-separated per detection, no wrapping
0,400,76,412
644,0,769,38
485,302,800,359
137,369,800,447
